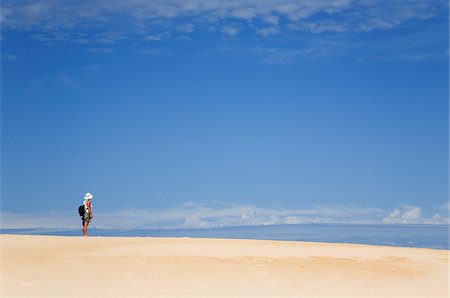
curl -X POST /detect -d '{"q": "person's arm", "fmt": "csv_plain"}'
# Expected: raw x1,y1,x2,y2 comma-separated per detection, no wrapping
88,201,93,218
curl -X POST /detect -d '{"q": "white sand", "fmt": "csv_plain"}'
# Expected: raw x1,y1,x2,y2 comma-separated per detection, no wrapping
0,235,448,297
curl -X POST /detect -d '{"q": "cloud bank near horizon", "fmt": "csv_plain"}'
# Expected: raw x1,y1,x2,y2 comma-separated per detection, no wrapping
1,202,447,230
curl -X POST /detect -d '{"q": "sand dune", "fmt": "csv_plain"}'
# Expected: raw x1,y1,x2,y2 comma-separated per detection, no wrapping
0,235,448,297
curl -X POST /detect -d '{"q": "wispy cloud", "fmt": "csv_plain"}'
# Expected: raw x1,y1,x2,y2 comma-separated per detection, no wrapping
2,53,18,60
217,36,362,64
0,211,81,230
86,47,115,53
133,48,170,56
95,30,132,44
1,1,445,63
144,31,171,41
33,74,79,89
176,24,195,33
1,1,444,37
221,25,240,37
256,27,280,37
1,202,447,230
31,64,100,89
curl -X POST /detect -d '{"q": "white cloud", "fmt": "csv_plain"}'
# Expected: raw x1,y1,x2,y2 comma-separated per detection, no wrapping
264,15,279,26
221,25,239,37
292,20,349,33
402,206,422,223
264,215,279,225
238,210,281,226
176,24,195,33
96,31,129,44
257,27,280,37
144,31,170,41
423,214,448,225
382,206,448,225
182,214,210,228
283,216,328,224
144,34,162,41
383,209,402,224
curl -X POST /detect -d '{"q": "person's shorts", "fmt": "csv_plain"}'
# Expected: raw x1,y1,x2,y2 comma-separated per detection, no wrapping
83,212,91,224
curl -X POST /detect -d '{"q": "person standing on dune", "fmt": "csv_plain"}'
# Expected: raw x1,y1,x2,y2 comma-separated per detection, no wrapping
82,193,93,237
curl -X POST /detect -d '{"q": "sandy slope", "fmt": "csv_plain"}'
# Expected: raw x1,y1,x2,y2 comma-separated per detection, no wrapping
0,235,448,297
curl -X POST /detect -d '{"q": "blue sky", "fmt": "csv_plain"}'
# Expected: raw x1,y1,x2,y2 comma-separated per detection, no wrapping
1,0,448,229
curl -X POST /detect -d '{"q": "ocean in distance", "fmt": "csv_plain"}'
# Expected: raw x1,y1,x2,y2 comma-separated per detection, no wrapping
2,223,448,250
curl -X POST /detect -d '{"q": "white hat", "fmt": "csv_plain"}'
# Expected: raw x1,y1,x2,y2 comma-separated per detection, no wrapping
84,192,93,200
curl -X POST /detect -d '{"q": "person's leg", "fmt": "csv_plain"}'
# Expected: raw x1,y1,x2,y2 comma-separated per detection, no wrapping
83,221,88,236
83,221,90,236
83,213,90,236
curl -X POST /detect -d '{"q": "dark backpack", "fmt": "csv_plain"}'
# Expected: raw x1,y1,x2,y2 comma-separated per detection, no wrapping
78,205,85,217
